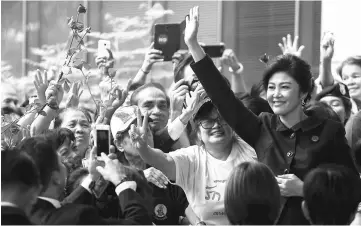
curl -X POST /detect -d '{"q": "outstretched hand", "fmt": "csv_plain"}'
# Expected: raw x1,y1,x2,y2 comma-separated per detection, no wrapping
278,34,305,58
65,82,83,108
128,109,149,151
184,6,200,47
33,69,49,105
321,31,335,61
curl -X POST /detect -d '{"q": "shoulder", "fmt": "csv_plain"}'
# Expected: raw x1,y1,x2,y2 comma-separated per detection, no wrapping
170,145,202,157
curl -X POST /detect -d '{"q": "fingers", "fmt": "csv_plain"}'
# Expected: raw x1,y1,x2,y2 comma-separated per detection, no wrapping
109,145,116,154
78,89,83,99
38,69,43,84
149,42,154,49
100,152,111,164
292,35,299,50
287,34,292,48
44,70,48,86
142,111,149,132
89,146,97,161
171,79,185,91
96,166,106,177
298,45,305,54
137,108,142,128
282,36,287,49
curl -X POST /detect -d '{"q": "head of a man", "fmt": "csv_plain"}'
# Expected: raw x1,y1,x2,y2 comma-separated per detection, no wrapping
130,83,170,132
1,147,41,215
18,136,68,201
1,82,21,116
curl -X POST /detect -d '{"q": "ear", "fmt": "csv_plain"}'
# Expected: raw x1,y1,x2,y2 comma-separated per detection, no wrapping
114,139,124,152
301,201,312,224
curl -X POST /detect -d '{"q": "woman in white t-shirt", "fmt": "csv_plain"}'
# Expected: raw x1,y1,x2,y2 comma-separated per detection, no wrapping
128,99,257,225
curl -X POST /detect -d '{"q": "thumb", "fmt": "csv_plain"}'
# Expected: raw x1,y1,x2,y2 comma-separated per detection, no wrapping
96,166,106,177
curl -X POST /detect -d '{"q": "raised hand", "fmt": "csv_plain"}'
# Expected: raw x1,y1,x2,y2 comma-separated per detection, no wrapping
220,49,242,72
45,80,64,108
33,69,49,105
141,42,164,73
65,82,83,108
278,34,305,58
128,109,149,150
321,31,335,61
96,152,127,186
184,6,200,46
169,79,189,114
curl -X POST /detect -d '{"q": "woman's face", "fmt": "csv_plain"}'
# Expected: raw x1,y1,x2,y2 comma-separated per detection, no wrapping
320,96,346,123
197,108,233,146
266,72,304,116
342,64,361,101
60,109,91,156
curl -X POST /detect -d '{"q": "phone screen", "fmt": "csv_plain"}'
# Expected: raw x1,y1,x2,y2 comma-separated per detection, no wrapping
202,45,225,58
96,129,110,156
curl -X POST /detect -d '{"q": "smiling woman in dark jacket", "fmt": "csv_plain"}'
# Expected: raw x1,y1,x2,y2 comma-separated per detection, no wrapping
183,6,358,225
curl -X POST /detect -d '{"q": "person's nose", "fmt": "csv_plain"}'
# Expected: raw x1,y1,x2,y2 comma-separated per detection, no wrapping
74,124,84,134
273,87,282,98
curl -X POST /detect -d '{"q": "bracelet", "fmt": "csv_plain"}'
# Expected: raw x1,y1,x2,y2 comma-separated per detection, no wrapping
140,68,150,74
46,102,59,110
114,177,129,188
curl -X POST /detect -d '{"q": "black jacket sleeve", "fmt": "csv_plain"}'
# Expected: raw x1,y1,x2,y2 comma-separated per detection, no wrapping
190,55,262,147
62,186,95,206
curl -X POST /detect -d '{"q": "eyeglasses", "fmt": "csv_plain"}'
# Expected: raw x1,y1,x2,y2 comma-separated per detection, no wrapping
199,116,227,129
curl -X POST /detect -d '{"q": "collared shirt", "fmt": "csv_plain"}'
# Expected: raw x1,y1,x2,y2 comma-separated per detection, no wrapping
1,201,18,208
38,197,61,209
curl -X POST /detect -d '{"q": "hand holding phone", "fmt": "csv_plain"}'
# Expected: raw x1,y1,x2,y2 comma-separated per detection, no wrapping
202,44,225,58
95,125,111,156
154,23,181,61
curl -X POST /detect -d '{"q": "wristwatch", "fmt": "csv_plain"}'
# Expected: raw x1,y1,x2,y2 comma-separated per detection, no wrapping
114,177,130,188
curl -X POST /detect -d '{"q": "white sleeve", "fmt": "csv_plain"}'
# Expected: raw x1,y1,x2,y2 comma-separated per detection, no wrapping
168,146,197,192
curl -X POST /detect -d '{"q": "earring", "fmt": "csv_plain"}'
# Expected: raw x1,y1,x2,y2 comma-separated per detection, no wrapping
301,99,306,106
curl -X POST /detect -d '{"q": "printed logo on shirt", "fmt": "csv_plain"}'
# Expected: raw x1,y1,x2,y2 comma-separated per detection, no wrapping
205,185,221,201
154,204,168,220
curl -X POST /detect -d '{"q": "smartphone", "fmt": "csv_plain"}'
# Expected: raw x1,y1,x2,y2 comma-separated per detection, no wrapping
202,44,225,58
179,19,187,50
154,23,181,61
95,125,110,156
98,40,111,58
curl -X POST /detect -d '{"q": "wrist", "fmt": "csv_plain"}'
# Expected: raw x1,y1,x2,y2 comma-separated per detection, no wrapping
141,63,151,73
231,64,241,71
112,176,129,187
187,40,200,49
180,110,192,124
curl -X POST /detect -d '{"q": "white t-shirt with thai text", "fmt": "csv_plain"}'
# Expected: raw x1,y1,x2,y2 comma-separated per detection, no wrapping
169,137,257,225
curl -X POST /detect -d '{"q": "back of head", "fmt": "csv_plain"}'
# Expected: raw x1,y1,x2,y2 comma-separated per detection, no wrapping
236,92,273,116
225,161,281,225
66,167,89,196
17,137,60,193
303,164,361,225
173,52,194,82
1,147,40,192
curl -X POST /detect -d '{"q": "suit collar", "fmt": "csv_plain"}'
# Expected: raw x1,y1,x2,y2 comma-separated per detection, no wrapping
38,196,61,209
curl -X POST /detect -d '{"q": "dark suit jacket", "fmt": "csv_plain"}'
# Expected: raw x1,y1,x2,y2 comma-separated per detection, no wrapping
30,189,152,225
1,206,33,225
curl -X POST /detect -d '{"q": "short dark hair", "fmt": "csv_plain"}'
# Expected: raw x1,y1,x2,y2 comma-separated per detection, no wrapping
42,128,75,152
262,54,315,103
337,55,361,78
305,101,342,123
53,107,92,129
17,137,60,192
225,161,281,225
66,167,89,195
1,147,40,190
130,82,170,108
193,101,215,125
249,80,265,98
303,164,361,225
236,92,273,116
353,141,361,172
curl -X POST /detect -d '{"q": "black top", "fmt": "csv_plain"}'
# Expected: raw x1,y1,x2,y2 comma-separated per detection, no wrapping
191,55,358,224
151,183,189,225
1,206,33,225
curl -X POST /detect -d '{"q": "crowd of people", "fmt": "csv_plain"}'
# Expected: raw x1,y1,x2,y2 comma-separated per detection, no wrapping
2,6,361,225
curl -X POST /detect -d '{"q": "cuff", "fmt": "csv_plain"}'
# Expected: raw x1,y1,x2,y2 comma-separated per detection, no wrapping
80,175,93,193
115,181,137,196
168,117,187,141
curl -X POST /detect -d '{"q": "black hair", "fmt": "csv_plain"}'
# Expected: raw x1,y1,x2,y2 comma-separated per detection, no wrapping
262,54,315,103
305,101,342,123
1,147,40,190
17,137,60,192
225,161,281,225
249,80,265,98
173,52,194,82
130,82,170,108
66,167,89,195
41,128,75,152
303,164,361,225
353,141,361,172
236,92,273,116
53,107,92,129
337,55,361,78
193,101,215,125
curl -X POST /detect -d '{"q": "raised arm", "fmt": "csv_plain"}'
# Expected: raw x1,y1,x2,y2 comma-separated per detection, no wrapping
183,6,261,147
318,31,335,88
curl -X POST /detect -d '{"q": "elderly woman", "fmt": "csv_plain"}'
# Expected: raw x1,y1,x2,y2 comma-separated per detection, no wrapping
128,95,257,224
183,6,357,224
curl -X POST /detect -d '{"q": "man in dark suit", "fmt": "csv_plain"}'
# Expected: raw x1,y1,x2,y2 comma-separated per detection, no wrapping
18,136,152,225
1,147,41,225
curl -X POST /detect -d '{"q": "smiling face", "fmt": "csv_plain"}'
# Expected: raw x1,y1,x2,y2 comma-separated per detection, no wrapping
341,64,361,101
320,96,346,123
136,87,169,132
60,109,91,156
266,72,305,116
197,108,233,147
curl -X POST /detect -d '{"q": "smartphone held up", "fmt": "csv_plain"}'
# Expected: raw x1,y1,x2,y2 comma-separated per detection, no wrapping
95,125,110,156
